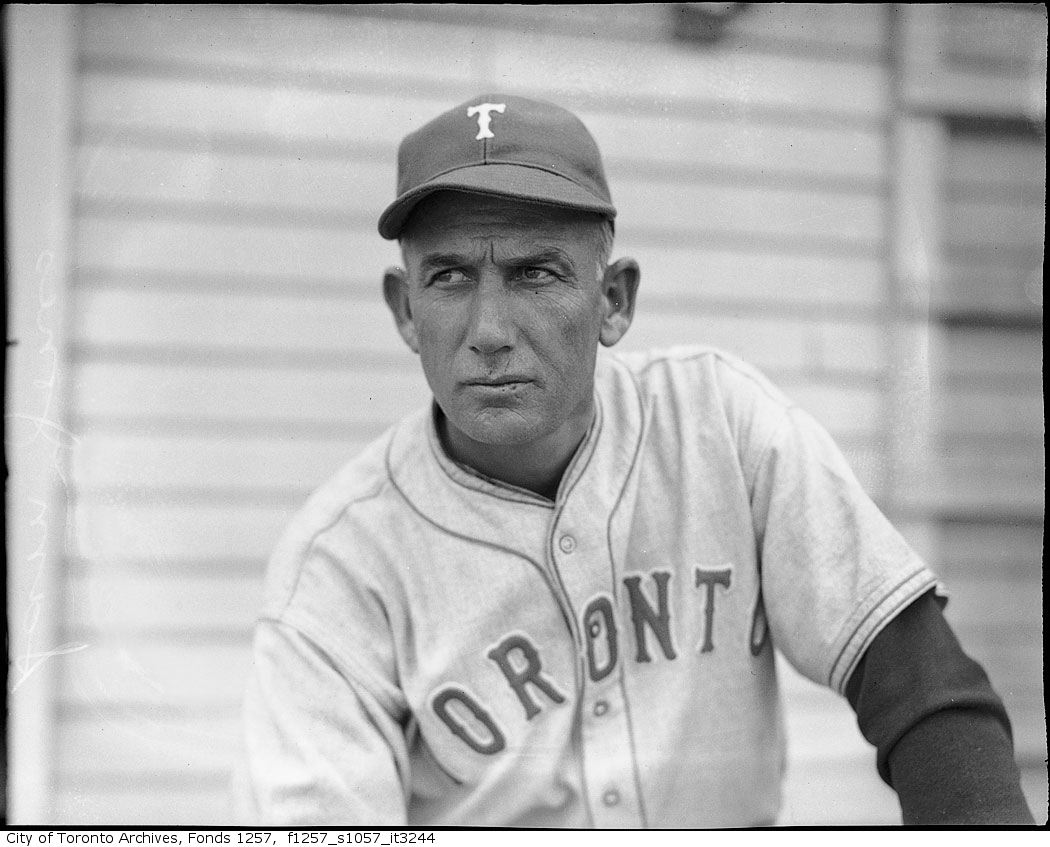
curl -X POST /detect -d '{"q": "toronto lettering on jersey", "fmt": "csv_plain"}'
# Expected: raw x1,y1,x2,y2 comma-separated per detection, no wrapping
431,567,771,754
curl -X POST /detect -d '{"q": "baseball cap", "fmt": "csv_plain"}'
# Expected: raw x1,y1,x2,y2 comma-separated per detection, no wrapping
378,94,616,240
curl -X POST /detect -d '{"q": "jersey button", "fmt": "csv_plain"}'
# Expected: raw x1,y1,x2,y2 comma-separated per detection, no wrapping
593,700,609,717
558,534,576,554
602,789,621,807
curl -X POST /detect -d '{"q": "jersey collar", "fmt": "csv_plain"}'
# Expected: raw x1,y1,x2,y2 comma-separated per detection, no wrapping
385,353,645,554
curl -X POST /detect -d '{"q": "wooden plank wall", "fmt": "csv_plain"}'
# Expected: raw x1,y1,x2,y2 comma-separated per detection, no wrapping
48,3,1042,825
4,4,79,823
932,96,1046,826
910,3,1046,822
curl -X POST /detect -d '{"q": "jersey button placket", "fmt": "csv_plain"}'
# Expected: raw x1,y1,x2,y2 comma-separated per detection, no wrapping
547,512,643,826
580,687,643,827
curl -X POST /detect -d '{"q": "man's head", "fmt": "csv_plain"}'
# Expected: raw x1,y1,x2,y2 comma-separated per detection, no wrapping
378,95,639,471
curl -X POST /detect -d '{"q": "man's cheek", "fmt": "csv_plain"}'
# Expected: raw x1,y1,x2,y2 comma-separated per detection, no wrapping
418,350,454,397
417,333,456,368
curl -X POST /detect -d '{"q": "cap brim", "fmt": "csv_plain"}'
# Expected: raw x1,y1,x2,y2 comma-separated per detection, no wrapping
377,163,616,240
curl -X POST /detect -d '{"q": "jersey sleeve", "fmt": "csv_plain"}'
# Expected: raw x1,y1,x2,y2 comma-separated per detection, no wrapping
748,401,939,693
237,617,411,825
845,589,1034,824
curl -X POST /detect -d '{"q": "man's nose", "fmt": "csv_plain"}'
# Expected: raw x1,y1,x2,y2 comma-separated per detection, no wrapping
467,278,516,356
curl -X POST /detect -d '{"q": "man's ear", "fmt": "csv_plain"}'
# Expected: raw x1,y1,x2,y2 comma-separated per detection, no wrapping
382,266,419,354
598,257,640,347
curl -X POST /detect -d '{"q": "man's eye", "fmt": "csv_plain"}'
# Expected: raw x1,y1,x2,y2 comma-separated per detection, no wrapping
519,267,557,282
431,269,469,286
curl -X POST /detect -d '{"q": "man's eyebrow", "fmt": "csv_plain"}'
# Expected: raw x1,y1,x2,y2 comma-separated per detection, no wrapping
418,252,471,270
417,248,576,271
507,249,575,269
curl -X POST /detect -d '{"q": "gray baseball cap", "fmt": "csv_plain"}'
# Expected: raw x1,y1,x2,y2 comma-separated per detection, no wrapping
378,94,617,240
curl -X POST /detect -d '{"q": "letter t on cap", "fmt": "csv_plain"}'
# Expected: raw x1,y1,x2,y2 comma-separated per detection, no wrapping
467,102,506,140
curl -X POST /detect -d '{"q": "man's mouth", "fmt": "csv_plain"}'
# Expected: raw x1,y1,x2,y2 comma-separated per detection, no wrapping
465,375,532,386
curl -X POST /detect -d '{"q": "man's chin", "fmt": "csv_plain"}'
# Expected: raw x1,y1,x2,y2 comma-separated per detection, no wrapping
460,420,538,448
449,408,545,449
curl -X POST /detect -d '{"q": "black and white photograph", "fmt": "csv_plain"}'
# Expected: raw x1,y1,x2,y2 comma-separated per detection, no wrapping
5,3,1046,828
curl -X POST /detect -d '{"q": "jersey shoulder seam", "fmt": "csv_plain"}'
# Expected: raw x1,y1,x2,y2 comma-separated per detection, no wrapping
633,347,798,411
276,475,393,620
750,403,810,483
632,348,798,466
258,610,404,717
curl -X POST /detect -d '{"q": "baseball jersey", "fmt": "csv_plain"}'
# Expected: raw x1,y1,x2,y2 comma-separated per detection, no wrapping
239,346,939,827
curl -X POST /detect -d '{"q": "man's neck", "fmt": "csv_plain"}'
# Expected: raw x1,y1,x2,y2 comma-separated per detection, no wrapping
437,408,595,502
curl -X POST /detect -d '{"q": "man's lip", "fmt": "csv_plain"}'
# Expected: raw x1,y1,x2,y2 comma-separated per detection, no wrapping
463,376,533,386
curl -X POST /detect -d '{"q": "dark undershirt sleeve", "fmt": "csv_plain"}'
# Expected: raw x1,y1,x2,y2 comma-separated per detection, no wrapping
844,588,1035,825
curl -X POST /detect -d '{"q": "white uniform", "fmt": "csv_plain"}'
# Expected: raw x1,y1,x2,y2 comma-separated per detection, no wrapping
240,346,938,827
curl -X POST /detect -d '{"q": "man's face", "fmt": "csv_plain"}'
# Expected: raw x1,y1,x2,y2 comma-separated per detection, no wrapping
396,192,609,450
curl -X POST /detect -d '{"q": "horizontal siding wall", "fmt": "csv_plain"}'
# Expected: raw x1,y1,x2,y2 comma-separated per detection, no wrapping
55,3,933,825
938,133,1045,319
931,119,1045,805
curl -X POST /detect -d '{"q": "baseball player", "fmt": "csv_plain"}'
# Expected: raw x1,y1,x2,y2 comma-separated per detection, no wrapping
239,95,1035,827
